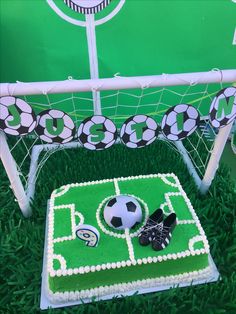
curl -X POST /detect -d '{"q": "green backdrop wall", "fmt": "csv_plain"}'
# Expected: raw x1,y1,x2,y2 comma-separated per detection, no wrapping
1,0,235,84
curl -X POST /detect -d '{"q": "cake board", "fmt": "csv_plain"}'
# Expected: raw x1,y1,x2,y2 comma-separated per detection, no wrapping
40,201,220,310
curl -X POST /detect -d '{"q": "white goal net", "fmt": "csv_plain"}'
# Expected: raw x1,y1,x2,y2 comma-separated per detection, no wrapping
0,69,235,216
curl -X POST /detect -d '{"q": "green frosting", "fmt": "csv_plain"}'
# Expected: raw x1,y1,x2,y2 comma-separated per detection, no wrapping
49,254,208,293
48,175,209,293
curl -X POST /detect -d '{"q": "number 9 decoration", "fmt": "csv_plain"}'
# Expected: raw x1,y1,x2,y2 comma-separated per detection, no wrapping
75,224,100,247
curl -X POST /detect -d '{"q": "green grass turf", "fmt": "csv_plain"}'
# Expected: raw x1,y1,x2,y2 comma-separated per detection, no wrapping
0,141,236,313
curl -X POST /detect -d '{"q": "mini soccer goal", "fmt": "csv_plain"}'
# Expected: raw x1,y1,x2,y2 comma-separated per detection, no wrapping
0,69,235,217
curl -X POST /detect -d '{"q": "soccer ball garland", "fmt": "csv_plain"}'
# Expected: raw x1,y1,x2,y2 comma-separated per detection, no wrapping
103,195,143,230
0,96,37,136
1,87,235,146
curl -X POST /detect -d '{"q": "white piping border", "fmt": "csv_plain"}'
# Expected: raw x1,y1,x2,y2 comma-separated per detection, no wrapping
47,265,213,303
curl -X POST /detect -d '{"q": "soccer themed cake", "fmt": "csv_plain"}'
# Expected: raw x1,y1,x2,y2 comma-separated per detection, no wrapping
1,0,235,311
46,173,212,303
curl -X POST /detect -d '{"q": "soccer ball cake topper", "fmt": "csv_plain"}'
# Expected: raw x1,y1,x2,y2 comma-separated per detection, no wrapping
161,104,200,141
209,87,236,128
103,195,142,230
0,96,37,136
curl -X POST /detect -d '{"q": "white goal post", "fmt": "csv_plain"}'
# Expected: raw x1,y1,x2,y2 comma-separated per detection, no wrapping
1,70,236,97
0,69,236,217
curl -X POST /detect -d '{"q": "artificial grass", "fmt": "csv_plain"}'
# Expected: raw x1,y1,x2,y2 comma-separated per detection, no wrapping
222,142,236,185
0,141,236,313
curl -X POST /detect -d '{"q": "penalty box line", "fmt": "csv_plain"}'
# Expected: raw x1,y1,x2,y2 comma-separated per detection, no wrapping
113,179,120,195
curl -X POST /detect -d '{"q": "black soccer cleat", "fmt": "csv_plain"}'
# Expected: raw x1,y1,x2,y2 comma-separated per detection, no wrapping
152,213,177,251
138,208,164,246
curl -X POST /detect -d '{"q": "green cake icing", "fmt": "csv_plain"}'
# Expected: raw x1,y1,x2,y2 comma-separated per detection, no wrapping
46,173,211,303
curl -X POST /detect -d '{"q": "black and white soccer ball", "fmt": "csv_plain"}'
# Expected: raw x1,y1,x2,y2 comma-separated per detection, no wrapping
209,87,236,128
0,96,36,136
77,115,117,150
35,109,76,144
120,115,158,148
161,104,200,141
103,195,142,230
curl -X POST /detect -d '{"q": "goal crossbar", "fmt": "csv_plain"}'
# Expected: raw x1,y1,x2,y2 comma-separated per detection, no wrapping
1,69,235,96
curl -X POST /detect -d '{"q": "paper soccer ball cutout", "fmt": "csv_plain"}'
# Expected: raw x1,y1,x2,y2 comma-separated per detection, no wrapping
64,0,112,14
103,195,142,230
77,115,117,150
161,104,200,141
209,87,236,128
120,115,158,148
35,109,76,144
0,96,37,136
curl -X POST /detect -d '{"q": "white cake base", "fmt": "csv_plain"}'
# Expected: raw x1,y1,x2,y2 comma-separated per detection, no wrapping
40,201,220,310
